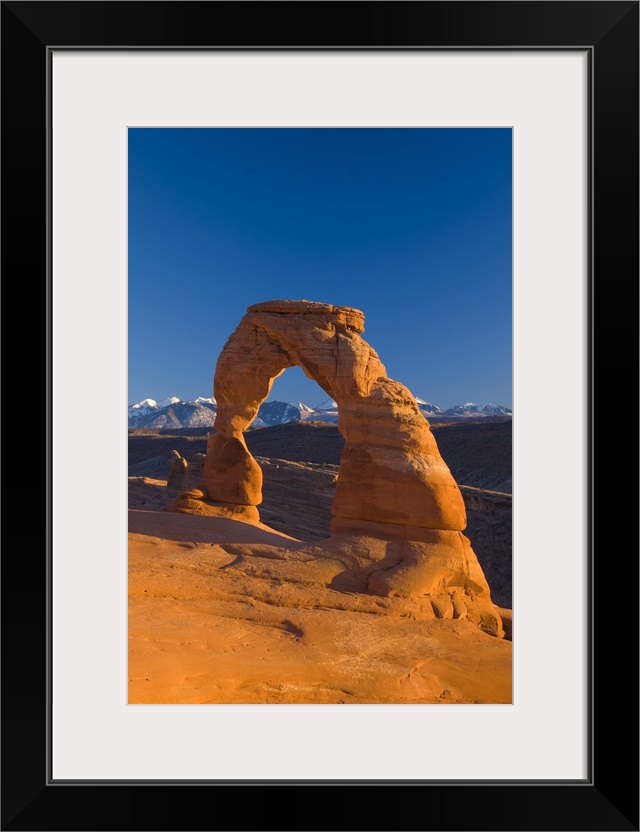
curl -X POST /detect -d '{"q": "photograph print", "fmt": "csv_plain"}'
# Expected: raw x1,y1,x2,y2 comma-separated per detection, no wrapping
127,127,513,705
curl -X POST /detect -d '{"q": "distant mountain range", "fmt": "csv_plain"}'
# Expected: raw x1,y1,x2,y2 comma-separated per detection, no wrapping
128,396,512,429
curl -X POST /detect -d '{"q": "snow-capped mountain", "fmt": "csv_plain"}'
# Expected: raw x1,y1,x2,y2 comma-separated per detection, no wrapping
128,397,218,429
256,400,315,427
481,403,513,416
127,396,319,429
444,402,482,416
128,395,512,429
128,398,161,428
128,397,157,414
443,402,512,418
415,398,444,415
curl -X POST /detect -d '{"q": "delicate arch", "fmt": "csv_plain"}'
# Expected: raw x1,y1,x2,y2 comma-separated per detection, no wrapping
200,300,467,532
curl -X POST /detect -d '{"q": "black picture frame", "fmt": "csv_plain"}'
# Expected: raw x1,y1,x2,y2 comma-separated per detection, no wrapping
2,2,638,830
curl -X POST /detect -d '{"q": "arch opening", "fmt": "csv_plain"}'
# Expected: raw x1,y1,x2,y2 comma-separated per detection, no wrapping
245,369,341,541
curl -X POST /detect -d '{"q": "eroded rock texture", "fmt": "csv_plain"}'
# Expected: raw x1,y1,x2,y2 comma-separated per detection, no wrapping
168,300,503,636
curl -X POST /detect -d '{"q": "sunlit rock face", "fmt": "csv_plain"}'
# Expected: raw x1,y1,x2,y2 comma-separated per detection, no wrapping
167,300,502,637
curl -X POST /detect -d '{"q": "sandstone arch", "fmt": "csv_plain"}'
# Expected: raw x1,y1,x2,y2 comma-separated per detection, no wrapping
169,300,503,636
204,300,466,528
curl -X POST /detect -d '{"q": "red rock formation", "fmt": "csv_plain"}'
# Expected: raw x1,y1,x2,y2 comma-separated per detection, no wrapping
168,300,503,636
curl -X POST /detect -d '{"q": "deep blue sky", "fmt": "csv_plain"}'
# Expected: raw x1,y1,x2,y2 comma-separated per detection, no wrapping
128,128,512,410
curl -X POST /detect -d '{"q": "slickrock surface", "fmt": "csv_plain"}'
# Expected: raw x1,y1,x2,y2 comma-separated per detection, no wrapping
129,509,512,704
129,468,512,607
